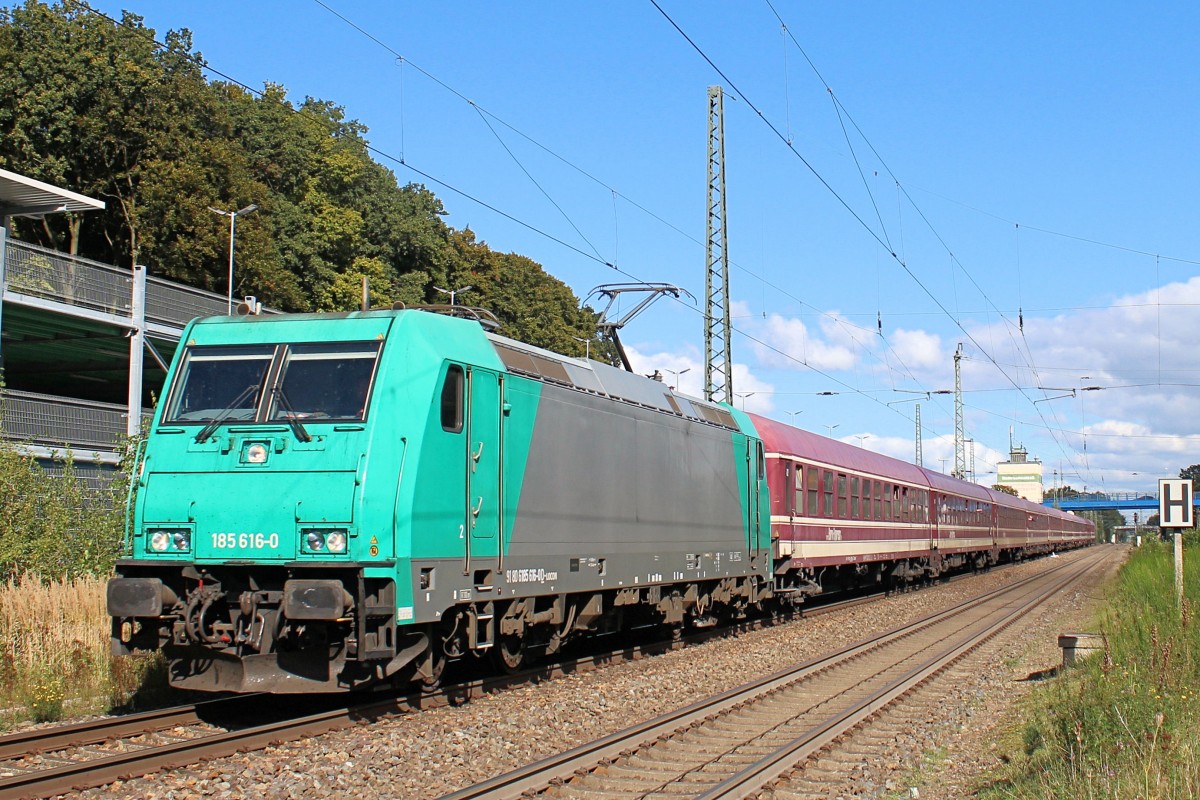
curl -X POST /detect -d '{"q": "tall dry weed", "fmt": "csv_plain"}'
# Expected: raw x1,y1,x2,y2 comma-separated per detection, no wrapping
0,574,157,724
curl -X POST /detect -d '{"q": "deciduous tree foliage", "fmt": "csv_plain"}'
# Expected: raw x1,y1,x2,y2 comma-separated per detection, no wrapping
0,1,599,354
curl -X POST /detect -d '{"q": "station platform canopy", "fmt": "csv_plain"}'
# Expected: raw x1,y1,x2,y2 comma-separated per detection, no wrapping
0,168,104,226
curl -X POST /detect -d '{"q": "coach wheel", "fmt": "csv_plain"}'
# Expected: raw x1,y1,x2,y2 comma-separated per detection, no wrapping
492,633,525,673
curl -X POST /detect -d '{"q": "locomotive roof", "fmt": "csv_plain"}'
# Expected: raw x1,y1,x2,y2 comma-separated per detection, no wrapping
486,331,745,432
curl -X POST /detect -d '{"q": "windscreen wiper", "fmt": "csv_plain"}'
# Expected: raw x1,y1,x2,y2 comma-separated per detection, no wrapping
271,387,313,443
195,383,261,443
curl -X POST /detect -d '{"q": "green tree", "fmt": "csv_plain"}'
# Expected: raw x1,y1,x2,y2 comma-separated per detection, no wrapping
991,484,1019,496
0,1,599,345
445,229,599,354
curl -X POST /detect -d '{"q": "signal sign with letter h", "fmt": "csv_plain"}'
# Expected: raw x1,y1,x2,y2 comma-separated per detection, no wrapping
1159,479,1194,528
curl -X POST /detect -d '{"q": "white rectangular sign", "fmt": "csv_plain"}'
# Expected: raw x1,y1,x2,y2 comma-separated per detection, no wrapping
1159,478,1194,528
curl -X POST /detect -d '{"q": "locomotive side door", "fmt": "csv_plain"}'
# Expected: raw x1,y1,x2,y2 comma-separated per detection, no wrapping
742,436,767,569
465,368,503,574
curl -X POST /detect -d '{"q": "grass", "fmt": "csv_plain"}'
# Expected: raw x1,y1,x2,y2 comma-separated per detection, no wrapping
0,574,168,728
980,536,1200,799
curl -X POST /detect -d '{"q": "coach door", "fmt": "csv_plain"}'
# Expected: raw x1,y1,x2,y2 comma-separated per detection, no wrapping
465,368,503,575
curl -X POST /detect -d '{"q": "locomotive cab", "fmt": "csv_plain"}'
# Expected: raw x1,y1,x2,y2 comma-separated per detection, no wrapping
108,312,418,691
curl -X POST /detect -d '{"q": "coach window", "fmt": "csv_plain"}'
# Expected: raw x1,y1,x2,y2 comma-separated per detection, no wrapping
850,476,860,518
873,481,882,520
821,470,833,516
884,484,893,520
793,462,804,514
807,466,819,516
900,487,910,522
837,474,848,518
441,365,464,432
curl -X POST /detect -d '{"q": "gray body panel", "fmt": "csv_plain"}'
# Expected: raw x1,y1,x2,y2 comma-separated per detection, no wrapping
497,382,763,595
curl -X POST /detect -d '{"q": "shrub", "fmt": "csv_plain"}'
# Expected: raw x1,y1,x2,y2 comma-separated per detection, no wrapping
985,540,1200,798
0,437,127,580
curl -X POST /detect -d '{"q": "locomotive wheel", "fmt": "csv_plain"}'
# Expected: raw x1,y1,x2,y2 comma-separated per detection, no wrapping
492,633,525,673
421,650,446,693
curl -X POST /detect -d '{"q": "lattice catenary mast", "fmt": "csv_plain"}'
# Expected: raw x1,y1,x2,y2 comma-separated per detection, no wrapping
704,85,733,403
953,343,966,479
915,402,923,467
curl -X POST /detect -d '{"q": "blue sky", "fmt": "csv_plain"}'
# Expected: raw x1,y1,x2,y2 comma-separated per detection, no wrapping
89,1,1200,496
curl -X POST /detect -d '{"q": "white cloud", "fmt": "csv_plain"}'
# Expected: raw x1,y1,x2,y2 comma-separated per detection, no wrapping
888,328,944,371
624,343,775,414
749,311,858,371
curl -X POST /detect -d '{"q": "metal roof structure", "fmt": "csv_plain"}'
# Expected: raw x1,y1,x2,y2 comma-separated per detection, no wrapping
0,168,104,226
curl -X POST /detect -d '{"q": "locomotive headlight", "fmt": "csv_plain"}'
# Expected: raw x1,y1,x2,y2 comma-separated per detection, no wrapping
244,443,269,464
147,528,191,553
325,530,348,554
302,528,349,554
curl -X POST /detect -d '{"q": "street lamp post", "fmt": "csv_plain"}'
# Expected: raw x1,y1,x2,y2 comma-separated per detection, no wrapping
785,410,803,425
825,423,840,439
855,434,870,448
734,391,755,410
666,367,690,390
208,203,258,314
434,285,473,306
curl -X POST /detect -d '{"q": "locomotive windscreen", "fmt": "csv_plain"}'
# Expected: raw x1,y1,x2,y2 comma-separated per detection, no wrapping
164,344,273,422
266,342,380,422
163,341,382,424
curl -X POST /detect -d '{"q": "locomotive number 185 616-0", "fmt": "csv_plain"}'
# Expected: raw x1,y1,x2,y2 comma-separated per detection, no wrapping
211,532,281,549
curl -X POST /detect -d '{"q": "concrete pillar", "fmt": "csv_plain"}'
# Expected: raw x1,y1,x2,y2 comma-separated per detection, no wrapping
0,226,7,376
127,264,146,436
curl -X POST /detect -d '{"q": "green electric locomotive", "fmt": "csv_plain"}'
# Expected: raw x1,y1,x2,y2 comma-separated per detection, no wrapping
108,308,773,692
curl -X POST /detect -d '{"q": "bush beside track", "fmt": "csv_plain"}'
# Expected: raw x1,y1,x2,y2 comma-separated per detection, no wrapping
982,533,1200,798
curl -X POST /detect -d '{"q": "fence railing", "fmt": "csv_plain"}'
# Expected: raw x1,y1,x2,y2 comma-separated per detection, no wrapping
4,239,233,328
0,389,150,453
3,240,131,317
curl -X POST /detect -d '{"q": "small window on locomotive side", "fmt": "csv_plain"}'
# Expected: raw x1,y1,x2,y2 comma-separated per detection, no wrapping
441,365,464,432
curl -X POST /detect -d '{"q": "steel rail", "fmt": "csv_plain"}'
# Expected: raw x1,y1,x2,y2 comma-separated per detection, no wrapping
439,549,1105,800
697,548,1105,799
0,611,798,800
0,555,1069,800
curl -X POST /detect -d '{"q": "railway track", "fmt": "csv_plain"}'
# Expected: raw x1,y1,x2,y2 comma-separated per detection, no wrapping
441,547,1107,800
0,559,1039,799
0,605,807,800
